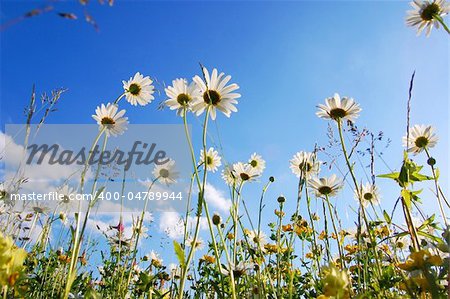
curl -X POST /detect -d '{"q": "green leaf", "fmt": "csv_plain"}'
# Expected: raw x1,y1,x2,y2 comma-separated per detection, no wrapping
173,240,185,268
418,214,435,229
378,172,399,180
383,210,392,224
399,162,409,187
403,150,408,160
417,231,444,245
409,172,433,182
91,186,106,207
411,189,423,195
401,189,412,209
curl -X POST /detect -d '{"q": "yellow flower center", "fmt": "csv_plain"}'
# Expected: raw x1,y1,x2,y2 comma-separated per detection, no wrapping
318,186,332,195
203,90,221,105
329,108,347,119
240,172,250,181
101,117,115,125
177,93,191,106
299,162,312,172
421,3,440,21
159,169,170,178
62,195,70,204
363,192,373,201
414,136,429,148
128,83,141,95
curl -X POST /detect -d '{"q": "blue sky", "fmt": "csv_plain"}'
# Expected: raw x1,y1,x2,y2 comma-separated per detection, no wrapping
1,1,449,264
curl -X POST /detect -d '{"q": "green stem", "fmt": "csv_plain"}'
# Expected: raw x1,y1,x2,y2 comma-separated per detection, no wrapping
233,183,244,263
257,180,272,241
433,14,450,34
64,128,105,299
322,201,331,263
336,119,382,276
324,194,344,269
113,93,126,105
178,109,206,298
401,194,421,251
287,177,304,299
216,225,237,299
305,185,320,273
126,177,158,290
276,202,283,298
424,148,448,227
178,106,224,298
183,173,196,247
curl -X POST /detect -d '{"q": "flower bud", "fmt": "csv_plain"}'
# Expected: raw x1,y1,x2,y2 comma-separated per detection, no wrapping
427,157,436,166
277,195,285,203
212,213,222,226
59,212,66,222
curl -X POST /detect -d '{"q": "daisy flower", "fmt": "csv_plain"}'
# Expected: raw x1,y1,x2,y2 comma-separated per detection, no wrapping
221,165,236,186
92,103,128,137
346,226,370,242
186,236,205,250
0,182,16,204
147,250,163,267
309,174,343,198
220,261,251,277
192,67,241,120
355,183,381,207
32,202,51,214
168,263,181,277
248,153,265,175
134,224,149,239
199,147,222,172
57,185,78,210
152,159,179,185
233,162,259,183
246,230,268,250
395,235,411,251
122,72,155,106
402,124,438,154
406,0,450,36
289,151,321,179
165,78,201,115
316,93,362,122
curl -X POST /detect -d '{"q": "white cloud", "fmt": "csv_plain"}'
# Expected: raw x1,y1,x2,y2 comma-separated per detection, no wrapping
158,211,209,240
0,131,89,196
84,202,154,239
156,184,231,240
0,131,25,166
158,212,184,239
203,183,232,214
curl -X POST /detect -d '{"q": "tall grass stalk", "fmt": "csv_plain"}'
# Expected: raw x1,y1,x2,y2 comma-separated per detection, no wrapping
64,128,105,298
336,119,383,277
125,177,158,292
424,148,448,227
324,194,344,269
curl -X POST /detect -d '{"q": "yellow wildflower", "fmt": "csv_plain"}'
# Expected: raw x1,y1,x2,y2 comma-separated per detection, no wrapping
0,233,27,287
397,249,443,271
